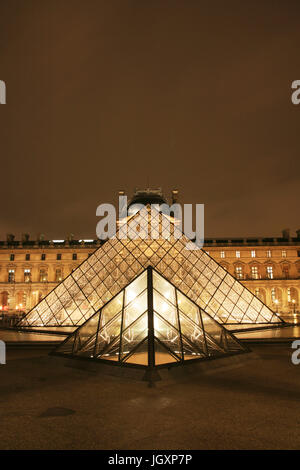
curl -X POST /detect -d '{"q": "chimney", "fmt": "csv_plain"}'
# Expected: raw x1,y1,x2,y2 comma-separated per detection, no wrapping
171,189,179,205
282,228,290,239
6,234,15,243
22,233,30,243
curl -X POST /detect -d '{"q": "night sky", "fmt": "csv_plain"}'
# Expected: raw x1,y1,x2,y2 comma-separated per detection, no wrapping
0,0,299,240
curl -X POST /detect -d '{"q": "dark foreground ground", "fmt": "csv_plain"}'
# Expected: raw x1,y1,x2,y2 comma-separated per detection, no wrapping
0,343,300,450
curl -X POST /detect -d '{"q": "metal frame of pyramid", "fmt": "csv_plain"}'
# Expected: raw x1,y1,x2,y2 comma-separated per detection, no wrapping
18,206,284,328
52,266,249,381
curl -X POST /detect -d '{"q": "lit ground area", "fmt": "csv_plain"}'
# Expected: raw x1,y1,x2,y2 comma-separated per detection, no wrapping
1,340,300,450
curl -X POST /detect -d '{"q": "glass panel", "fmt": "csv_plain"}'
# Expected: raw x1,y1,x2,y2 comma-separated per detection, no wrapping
98,337,120,361
200,310,223,344
95,312,122,357
181,335,205,360
76,313,100,349
153,291,178,328
124,338,148,365
123,291,147,329
178,311,207,355
56,334,75,355
154,312,182,359
224,331,244,352
154,339,179,365
124,271,147,306
99,292,123,328
121,312,148,359
153,271,176,305
177,291,200,324
76,334,97,357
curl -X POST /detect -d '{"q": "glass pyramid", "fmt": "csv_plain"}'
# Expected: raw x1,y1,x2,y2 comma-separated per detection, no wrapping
18,206,283,327
53,267,248,368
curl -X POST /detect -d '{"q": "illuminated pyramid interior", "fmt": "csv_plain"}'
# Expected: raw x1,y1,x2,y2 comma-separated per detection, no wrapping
19,206,282,328
53,267,248,369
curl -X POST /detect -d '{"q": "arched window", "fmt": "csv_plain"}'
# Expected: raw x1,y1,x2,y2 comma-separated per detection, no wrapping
266,266,273,279
271,287,282,310
287,287,298,305
235,265,243,279
251,266,259,279
8,269,15,283
24,268,31,282
55,268,62,282
39,268,48,282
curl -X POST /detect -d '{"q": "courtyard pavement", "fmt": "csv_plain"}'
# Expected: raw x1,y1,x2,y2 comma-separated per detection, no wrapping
0,343,300,449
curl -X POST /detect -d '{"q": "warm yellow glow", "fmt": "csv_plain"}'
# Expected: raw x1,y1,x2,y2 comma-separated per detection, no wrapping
126,290,136,303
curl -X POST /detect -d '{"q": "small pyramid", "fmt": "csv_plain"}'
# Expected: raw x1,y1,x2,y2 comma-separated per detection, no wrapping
18,206,283,327
53,267,248,371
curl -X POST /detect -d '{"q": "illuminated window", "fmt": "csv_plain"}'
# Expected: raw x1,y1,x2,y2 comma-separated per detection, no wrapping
236,251,240,258
24,269,31,282
220,251,225,258
235,266,243,279
251,266,259,279
251,250,256,258
55,268,62,282
266,250,271,258
8,269,15,283
40,269,48,283
266,266,273,279
282,250,287,258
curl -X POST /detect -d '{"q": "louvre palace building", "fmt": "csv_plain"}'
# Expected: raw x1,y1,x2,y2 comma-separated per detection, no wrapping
0,189,299,322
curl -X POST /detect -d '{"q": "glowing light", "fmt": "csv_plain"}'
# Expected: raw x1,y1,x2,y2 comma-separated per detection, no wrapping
126,290,136,303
